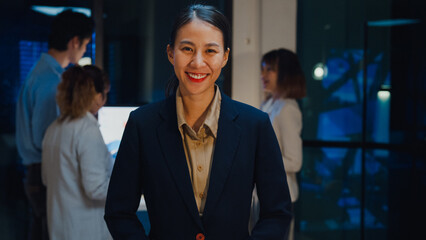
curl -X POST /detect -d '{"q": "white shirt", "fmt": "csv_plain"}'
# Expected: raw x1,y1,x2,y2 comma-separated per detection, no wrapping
261,97,303,202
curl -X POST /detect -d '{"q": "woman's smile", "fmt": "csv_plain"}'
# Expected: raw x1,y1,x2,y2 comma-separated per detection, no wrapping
187,72,209,82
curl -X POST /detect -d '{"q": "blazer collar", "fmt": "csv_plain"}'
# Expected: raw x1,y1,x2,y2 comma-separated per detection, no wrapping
203,93,241,218
157,92,241,227
157,94,203,229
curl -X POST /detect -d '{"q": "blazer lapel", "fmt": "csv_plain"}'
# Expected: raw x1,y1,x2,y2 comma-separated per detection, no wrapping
203,94,241,216
156,96,204,230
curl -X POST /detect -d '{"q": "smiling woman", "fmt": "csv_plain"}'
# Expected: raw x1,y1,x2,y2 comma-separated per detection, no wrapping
104,4,293,240
252,48,306,240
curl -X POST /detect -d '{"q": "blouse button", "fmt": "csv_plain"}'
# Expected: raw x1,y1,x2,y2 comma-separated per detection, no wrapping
199,192,205,199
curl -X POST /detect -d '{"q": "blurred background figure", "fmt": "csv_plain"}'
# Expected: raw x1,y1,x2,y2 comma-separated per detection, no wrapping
42,65,112,240
15,10,93,240
251,48,306,240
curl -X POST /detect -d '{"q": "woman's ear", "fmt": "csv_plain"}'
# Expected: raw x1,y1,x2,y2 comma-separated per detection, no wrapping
221,48,230,68
167,44,174,66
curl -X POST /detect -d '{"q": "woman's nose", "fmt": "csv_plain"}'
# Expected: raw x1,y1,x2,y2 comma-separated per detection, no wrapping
191,52,205,67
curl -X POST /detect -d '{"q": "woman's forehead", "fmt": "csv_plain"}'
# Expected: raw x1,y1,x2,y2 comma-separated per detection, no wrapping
175,19,224,43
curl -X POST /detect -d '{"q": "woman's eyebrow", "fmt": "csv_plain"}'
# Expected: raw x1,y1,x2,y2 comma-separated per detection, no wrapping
178,40,220,48
179,40,194,46
206,42,220,48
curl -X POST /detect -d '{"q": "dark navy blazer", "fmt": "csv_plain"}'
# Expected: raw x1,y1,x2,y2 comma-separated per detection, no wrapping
104,92,292,240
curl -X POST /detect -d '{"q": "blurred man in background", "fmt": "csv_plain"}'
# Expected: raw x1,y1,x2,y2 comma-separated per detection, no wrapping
15,10,93,240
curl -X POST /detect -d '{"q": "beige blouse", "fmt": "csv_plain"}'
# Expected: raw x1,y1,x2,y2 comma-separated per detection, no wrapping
176,86,221,215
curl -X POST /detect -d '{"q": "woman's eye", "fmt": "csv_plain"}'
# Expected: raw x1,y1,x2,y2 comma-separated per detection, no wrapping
206,49,217,53
182,47,192,52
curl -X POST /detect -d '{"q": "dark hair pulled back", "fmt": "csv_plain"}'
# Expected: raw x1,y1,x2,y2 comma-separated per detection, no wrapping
57,65,109,122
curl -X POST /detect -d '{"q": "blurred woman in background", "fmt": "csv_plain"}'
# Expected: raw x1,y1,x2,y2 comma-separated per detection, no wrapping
252,48,306,240
42,65,112,240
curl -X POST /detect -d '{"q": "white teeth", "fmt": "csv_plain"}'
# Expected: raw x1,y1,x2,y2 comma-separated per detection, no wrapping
188,73,207,79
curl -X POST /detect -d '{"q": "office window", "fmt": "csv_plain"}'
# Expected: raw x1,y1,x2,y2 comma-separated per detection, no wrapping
297,0,426,239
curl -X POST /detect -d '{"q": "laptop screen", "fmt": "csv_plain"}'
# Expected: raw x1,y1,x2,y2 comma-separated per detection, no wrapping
97,106,138,159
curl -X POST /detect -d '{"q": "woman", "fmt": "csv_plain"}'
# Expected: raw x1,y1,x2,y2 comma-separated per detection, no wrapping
104,4,292,240
253,48,306,240
42,65,112,240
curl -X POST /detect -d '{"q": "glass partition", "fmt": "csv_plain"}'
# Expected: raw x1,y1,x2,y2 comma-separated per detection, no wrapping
297,147,362,240
297,0,426,239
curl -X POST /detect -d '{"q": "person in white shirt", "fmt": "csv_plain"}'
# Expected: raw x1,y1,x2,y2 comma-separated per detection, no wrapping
251,48,306,240
42,65,112,240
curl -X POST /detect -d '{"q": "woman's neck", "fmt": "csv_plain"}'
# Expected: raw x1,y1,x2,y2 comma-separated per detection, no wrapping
180,87,215,132
271,90,285,100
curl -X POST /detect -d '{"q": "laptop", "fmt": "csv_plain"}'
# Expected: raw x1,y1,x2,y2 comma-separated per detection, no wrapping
97,106,138,160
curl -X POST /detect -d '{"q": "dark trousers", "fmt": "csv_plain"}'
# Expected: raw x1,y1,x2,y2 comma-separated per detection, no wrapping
24,163,49,240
